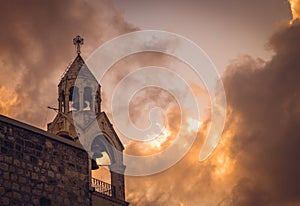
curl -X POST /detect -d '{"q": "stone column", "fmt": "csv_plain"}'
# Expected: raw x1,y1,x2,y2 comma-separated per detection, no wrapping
110,163,126,200
79,88,84,111
65,91,69,112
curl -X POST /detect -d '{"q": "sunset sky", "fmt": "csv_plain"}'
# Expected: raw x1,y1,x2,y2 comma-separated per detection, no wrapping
1,0,300,205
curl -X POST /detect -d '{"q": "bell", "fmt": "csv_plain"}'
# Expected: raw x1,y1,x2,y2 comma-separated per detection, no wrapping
93,152,103,159
83,102,88,109
71,102,80,110
91,159,99,170
91,142,106,153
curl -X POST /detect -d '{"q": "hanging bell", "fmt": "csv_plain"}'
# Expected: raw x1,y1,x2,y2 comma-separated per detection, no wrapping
93,152,103,159
91,159,99,170
83,101,88,109
71,101,80,111
91,142,106,153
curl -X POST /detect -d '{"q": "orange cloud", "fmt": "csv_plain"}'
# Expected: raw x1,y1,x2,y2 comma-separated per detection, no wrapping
125,20,300,206
0,0,137,128
125,105,181,156
125,117,237,205
0,86,19,116
289,0,300,23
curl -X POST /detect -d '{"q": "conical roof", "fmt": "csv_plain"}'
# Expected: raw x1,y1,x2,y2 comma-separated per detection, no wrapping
59,54,98,84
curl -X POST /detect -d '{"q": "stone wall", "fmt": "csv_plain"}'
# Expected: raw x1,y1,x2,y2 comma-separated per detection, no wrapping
0,116,90,206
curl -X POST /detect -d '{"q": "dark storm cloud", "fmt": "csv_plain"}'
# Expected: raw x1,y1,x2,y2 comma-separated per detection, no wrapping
126,20,300,206
223,21,300,206
0,0,136,127
1,1,299,205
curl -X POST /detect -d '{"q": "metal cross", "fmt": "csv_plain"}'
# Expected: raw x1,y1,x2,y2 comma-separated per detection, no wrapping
73,35,84,54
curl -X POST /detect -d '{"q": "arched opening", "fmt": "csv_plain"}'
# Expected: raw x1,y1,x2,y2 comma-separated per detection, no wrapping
69,86,79,111
91,135,114,184
83,87,93,111
61,91,65,113
95,88,101,113
56,131,73,141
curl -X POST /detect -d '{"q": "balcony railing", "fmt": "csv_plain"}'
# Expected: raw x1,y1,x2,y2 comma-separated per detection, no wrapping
91,178,115,197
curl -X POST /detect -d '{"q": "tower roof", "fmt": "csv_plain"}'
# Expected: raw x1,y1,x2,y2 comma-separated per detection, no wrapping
59,54,97,85
62,54,85,80
59,35,98,85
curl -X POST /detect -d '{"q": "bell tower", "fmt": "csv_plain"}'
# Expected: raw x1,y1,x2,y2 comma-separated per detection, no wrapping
47,35,101,140
47,36,128,205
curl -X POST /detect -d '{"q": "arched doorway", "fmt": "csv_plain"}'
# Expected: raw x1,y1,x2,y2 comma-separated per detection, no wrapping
91,135,114,184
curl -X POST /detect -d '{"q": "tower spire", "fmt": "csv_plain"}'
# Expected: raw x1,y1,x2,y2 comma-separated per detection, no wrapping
73,35,84,55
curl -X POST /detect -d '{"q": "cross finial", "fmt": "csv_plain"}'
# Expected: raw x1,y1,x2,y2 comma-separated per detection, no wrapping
73,35,84,55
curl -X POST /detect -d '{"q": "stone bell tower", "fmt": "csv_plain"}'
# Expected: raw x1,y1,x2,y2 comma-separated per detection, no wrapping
47,36,128,205
47,35,101,140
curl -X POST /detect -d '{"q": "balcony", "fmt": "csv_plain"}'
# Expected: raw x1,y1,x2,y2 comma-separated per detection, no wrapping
91,178,115,197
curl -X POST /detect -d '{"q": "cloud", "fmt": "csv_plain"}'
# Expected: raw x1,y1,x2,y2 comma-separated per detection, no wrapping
289,0,300,22
125,20,300,206
0,86,19,116
126,119,234,205
2,1,300,206
223,21,300,206
0,0,136,127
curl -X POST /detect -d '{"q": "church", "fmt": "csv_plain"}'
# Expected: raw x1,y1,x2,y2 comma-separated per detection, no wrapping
0,36,129,206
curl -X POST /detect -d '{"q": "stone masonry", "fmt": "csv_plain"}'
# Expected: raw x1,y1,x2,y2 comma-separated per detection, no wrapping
0,115,90,206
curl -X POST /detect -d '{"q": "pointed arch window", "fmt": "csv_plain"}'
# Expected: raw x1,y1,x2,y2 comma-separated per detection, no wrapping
69,86,79,111
91,136,113,184
61,91,65,113
83,87,92,111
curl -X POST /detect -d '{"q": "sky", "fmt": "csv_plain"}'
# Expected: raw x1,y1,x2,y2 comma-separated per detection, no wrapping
1,0,300,205
113,0,291,70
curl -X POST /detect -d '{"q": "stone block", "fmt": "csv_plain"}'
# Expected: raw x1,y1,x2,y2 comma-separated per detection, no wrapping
0,186,4,195
12,183,19,190
1,197,10,205
13,191,22,199
32,188,42,196
48,170,54,178
13,159,20,167
0,162,9,171
32,172,39,180
3,172,9,179
4,156,12,164
19,176,27,184
3,180,11,188
11,173,18,181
